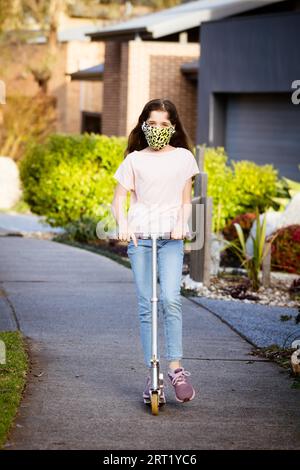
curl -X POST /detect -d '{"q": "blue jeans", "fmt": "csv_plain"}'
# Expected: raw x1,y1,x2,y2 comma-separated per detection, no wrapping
127,238,184,368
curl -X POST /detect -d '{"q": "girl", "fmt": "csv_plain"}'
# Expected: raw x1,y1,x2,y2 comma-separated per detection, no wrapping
111,98,200,403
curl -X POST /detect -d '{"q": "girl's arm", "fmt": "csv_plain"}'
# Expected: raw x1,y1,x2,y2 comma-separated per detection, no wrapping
111,183,138,246
171,177,193,239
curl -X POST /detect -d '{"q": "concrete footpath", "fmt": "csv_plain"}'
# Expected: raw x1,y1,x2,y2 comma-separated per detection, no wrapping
0,236,300,450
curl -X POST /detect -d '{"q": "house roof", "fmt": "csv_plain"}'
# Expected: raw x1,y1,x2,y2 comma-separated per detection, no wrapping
67,64,104,81
181,59,199,81
28,24,103,44
181,59,199,73
86,0,282,41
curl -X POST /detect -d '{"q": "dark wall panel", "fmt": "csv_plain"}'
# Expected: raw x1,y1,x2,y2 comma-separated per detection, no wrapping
225,93,300,180
197,11,300,145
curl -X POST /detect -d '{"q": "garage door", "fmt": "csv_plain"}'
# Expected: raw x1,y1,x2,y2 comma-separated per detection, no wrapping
225,93,300,181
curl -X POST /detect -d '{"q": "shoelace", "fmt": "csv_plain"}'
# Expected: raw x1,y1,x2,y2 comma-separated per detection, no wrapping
171,370,191,386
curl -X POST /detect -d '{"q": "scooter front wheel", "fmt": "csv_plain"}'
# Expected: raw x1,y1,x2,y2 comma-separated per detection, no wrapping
150,391,159,415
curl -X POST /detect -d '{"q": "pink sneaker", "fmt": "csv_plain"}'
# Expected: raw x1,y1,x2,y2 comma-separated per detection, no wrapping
168,367,195,402
143,375,166,405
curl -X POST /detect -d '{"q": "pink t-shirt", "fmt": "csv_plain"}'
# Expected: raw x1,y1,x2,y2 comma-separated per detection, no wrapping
113,147,200,234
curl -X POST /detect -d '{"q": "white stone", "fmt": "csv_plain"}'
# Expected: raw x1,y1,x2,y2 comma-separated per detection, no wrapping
210,231,227,275
246,192,300,256
181,274,204,291
280,192,300,227
0,157,22,209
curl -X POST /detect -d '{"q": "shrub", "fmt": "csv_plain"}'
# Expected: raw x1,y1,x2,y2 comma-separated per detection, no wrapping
203,147,235,232
232,160,279,212
270,224,300,274
19,133,127,228
203,147,279,232
60,216,99,243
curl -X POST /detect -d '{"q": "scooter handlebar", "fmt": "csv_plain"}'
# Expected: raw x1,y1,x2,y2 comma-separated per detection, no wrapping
132,231,188,240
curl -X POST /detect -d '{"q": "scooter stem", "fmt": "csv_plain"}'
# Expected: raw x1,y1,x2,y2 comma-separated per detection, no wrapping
150,232,159,390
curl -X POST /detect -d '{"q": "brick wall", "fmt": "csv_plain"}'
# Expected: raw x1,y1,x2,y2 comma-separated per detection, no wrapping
119,42,129,136
65,41,105,133
149,55,198,144
102,41,122,136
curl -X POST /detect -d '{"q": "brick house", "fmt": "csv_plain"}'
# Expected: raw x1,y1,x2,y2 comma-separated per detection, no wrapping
84,0,279,144
97,40,199,142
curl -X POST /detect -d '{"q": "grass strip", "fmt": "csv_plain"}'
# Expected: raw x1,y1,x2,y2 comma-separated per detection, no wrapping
0,331,29,448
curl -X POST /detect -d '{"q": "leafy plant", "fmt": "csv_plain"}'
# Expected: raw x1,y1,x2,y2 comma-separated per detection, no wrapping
221,207,278,291
221,212,257,268
222,212,257,242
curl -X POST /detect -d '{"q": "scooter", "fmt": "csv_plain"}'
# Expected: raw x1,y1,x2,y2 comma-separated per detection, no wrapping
134,231,173,415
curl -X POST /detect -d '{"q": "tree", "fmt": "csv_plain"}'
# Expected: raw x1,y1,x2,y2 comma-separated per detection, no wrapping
0,1,95,91
0,0,14,33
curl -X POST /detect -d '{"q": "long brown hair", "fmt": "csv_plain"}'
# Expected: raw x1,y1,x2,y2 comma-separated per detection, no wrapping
124,98,194,157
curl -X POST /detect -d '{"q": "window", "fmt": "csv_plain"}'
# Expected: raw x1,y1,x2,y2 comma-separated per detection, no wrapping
81,112,102,134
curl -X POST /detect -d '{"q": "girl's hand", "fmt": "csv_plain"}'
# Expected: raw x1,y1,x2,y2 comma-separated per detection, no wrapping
118,223,138,247
128,232,138,247
118,223,129,242
117,227,128,242
171,225,185,239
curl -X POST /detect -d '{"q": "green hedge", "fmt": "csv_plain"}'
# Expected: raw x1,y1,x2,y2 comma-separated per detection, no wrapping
19,136,280,236
203,147,279,232
19,133,127,227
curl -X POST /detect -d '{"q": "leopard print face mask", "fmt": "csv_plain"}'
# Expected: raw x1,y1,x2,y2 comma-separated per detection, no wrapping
141,121,176,150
